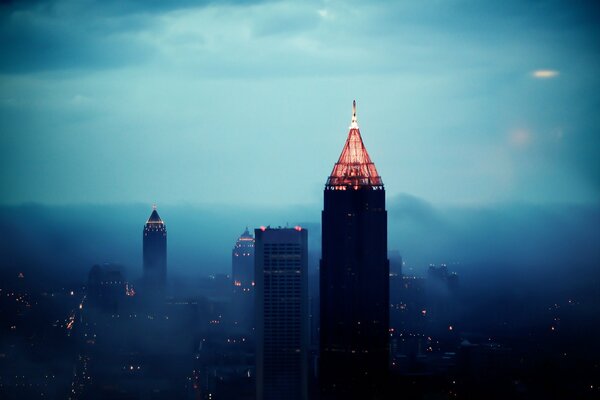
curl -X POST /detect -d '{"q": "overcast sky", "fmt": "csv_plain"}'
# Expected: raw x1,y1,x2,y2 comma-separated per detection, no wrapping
1,0,599,206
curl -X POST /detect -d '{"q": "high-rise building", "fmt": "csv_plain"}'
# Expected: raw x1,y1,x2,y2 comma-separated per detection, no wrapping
255,227,309,400
88,263,127,313
232,227,255,331
319,101,390,398
388,250,403,276
143,205,167,299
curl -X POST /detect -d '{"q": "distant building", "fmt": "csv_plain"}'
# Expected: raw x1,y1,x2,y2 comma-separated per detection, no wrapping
389,250,403,276
320,101,389,398
232,228,255,331
143,205,167,299
87,263,127,312
255,227,309,400
427,264,459,332
391,275,427,333
428,264,459,291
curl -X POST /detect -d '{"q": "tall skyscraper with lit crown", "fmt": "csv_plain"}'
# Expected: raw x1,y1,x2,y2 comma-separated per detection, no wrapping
319,101,389,398
143,205,167,299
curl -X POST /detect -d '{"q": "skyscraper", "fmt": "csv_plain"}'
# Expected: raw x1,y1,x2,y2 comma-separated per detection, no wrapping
255,227,309,400
232,227,255,331
88,263,127,313
143,205,167,299
319,101,390,398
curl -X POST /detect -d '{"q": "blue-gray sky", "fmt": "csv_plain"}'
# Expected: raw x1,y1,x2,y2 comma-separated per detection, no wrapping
1,0,599,206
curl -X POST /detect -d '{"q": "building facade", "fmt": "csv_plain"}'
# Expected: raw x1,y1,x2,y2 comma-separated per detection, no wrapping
319,101,390,398
255,227,309,400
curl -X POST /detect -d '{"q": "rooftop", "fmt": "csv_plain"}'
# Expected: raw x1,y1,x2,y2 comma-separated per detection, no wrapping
325,100,383,190
146,205,164,224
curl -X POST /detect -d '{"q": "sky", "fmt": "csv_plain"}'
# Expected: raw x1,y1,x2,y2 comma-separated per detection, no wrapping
1,0,599,207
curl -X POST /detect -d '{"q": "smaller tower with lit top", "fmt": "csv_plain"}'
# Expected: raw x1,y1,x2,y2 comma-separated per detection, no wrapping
143,205,167,299
231,227,255,331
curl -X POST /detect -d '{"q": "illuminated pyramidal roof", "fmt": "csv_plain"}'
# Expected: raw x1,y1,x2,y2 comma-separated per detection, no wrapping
233,227,255,257
235,227,255,247
239,227,253,240
146,204,165,225
326,100,383,190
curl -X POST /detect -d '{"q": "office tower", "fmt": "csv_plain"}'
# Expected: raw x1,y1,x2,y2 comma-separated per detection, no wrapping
427,264,459,331
427,264,459,292
255,227,309,400
320,101,389,398
88,263,127,313
232,227,255,331
388,250,403,276
143,205,167,299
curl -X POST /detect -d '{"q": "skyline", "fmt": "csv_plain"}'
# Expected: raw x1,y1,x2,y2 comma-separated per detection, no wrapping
1,0,599,206
1,2,599,399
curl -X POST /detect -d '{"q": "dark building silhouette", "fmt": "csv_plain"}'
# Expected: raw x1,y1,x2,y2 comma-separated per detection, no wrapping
232,227,255,331
255,227,309,400
87,263,127,313
427,263,459,292
143,205,167,299
319,101,390,398
426,264,459,335
388,250,403,276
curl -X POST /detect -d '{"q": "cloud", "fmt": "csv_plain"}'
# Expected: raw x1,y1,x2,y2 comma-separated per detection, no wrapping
0,5,155,73
0,0,594,79
3,201,598,284
388,193,447,230
0,0,272,73
532,69,559,78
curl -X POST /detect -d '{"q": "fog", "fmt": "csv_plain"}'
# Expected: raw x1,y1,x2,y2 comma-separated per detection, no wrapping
1,196,599,399
1,195,597,292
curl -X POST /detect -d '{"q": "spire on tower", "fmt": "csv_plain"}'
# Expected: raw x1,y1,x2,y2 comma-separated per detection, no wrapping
146,205,164,224
350,99,358,128
326,100,383,190
240,226,253,239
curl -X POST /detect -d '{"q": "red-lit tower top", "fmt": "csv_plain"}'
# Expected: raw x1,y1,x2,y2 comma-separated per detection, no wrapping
326,100,383,190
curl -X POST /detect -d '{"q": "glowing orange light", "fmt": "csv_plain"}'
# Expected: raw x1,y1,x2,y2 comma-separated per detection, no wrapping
294,226,302,231
260,226,266,231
